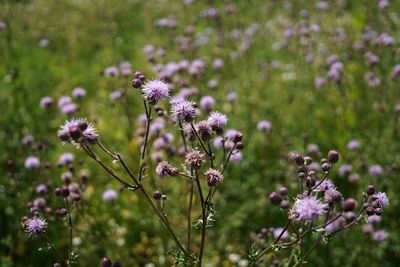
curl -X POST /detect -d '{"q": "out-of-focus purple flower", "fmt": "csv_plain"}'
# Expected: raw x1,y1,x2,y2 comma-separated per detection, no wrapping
142,80,170,104
150,118,165,135
257,120,272,133
373,230,387,242
110,90,123,102
207,112,228,132
104,66,119,77
339,164,353,176
372,192,389,208
368,215,382,224
290,196,327,222
58,152,74,165
0,21,6,30
40,96,54,108
61,103,79,115
212,58,224,69
378,0,389,9
307,144,320,154
378,33,395,46
348,173,360,184
347,139,360,150
230,151,243,162
36,184,48,194
369,165,383,176
364,72,381,88
207,79,218,89
25,156,40,169
102,189,118,202
314,76,326,88
213,136,224,149
226,91,237,102
171,99,196,123
391,64,400,80
200,96,215,112
272,228,289,241
365,52,379,66
58,96,72,108
72,87,86,99
25,217,47,237
39,39,49,48
21,135,34,146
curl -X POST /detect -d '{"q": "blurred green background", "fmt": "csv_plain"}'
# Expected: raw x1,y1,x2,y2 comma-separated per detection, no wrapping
1,0,400,266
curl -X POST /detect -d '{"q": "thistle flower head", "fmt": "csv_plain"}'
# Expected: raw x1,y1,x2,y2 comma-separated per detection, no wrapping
290,196,327,222
24,156,40,170
58,118,98,145
185,149,205,170
25,217,47,237
196,120,212,141
156,161,179,178
204,168,224,186
314,179,336,192
373,230,387,243
171,99,196,123
372,192,389,208
102,189,118,202
257,120,272,133
207,111,228,132
142,80,170,104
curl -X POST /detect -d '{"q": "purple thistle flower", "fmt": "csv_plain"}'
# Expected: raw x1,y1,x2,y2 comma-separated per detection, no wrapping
207,112,228,132
369,165,383,176
156,161,179,178
272,227,289,241
61,103,79,115
205,168,224,187
40,96,54,108
368,215,382,225
372,192,389,208
102,189,118,202
226,91,237,102
58,152,74,165
25,217,47,237
104,66,119,77
213,136,224,149
290,196,327,222
200,95,215,112
110,90,123,102
338,164,353,176
36,184,48,194
373,230,388,243
142,80,170,104
72,87,86,99
58,96,72,108
314,179,336,192
230,151,243,162
347,139,360,150
185,149,205,170
171,99,196,123
58,118,98,145
25,156,40,169
257,120,272,133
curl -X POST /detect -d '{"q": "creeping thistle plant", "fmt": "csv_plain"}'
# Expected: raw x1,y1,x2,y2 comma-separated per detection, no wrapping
42,71,242,266
248,151,389,266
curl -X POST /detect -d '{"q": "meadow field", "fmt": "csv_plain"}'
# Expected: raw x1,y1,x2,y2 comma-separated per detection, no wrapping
1,0,399,266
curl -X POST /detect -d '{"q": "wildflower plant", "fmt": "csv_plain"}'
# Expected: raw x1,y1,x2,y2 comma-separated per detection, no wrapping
53,72,240,266
248,151,389,266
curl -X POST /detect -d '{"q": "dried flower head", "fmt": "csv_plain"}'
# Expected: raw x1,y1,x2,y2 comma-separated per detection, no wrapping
156,161,179,178
185,149,205,170
204,168,224,186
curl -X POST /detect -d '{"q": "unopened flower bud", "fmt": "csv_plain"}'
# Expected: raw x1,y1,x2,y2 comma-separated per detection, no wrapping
268,192,282,205
342,198,357,212
327,150,339,164
365,185,375,195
